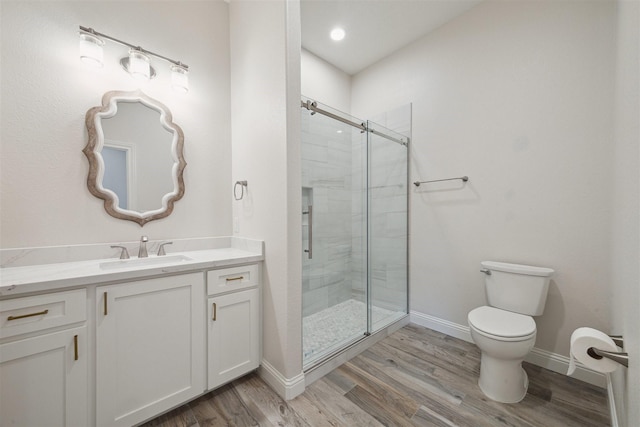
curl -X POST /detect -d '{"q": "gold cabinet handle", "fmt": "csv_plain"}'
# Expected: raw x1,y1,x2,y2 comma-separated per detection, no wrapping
225,276,244,282
103,292,108,315
7,309,49,321
74,335,79,361
212,302,217,321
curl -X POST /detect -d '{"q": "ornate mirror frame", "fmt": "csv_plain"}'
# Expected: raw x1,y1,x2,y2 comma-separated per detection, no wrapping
83,90,186,226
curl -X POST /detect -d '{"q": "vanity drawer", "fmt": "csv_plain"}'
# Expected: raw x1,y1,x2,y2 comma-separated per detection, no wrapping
0,289,86,339
207,264,259,296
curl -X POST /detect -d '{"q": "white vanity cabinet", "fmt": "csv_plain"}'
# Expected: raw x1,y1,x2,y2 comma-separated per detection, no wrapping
0,289,88,427
95,273,205,427
207,264,260,390
1,240,264,427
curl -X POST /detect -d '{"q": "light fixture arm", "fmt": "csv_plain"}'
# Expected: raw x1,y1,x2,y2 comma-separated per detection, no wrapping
79,26,189,70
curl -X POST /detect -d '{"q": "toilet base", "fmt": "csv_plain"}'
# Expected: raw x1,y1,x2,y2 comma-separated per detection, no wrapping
478,353,529,403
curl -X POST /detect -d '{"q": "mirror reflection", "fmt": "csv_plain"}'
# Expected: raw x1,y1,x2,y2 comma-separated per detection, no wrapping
84,90,186,226
101,102,175,212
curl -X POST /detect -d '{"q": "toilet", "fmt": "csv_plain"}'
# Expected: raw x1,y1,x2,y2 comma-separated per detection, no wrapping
468,261,554,403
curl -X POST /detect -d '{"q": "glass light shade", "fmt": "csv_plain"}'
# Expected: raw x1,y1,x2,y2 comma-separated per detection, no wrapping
171,65,189,93
128,49,151,80
79,33,104,67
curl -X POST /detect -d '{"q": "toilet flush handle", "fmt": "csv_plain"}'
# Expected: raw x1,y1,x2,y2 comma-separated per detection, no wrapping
480,269,492,275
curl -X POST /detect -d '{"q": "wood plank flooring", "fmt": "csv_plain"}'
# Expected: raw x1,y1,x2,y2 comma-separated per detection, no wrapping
142,324,609,427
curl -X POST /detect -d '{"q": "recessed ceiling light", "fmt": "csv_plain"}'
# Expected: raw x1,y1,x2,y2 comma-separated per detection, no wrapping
330,27,345,41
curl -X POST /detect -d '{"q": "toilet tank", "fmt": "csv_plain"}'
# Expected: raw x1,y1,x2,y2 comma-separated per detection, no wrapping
481,261,554,316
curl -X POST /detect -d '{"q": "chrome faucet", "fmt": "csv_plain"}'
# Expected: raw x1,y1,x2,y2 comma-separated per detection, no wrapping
138,236,149,258
157,242,173,256
110,245,130,259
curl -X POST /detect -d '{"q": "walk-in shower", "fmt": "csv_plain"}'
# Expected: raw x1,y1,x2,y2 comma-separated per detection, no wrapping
301,98,409,369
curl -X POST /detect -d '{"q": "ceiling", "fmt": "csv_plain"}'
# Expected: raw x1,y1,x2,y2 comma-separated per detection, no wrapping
301,0,482,75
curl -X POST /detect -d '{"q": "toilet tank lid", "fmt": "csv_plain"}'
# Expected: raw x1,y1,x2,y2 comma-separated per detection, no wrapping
481,261,554,277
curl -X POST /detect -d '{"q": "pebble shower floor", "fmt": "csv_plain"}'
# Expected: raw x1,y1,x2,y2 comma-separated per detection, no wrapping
302,299,401,365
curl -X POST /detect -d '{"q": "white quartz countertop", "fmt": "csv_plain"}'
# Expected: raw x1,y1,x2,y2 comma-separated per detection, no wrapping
0,247,263,297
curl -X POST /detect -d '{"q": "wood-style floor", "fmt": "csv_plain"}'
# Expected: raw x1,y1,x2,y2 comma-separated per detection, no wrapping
142,324,609,427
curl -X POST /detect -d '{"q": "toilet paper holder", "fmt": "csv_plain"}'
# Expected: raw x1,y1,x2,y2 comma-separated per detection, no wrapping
587,335,628,368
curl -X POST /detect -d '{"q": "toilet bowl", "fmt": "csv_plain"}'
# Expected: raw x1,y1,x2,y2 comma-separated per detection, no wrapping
468,306,536,403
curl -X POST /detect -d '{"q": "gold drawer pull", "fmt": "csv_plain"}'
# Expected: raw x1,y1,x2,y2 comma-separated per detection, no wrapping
225,276,244,282
74,335,79,361
212,303,217,321
103,292,108,316
7,309,49,321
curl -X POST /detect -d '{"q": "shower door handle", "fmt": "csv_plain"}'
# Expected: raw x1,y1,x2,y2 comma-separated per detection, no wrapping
303,205,313,259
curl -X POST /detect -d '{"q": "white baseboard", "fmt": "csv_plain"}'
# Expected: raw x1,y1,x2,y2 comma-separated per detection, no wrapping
410,310,473,342
409,310,606,388
257,360,305,400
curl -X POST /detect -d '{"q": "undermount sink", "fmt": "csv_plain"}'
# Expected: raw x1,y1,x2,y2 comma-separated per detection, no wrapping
99,255,193,270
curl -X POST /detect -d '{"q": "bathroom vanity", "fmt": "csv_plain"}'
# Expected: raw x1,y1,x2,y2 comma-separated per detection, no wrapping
0,238,263,427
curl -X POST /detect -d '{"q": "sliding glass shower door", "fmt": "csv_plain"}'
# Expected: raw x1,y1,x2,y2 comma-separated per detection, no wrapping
301,99,409,369
301,101,368,366
367,121,408,332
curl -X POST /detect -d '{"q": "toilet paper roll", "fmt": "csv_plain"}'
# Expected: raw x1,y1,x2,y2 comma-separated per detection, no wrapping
567,327,619,375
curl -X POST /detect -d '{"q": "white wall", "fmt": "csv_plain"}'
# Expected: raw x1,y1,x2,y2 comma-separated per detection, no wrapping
301,49,351,113
230,0,303,395
351,0,616,358
611,1,640,425
0,1,231,248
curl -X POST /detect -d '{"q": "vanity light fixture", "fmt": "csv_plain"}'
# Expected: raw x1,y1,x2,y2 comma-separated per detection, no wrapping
78,26,189,92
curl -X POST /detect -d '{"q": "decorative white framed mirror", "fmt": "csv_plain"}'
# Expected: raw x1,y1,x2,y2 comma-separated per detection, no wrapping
83,90,186,226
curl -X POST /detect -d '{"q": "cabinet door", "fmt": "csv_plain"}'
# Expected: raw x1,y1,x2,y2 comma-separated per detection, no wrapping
208,288,260,389
0,327,88,427
96,273,205,427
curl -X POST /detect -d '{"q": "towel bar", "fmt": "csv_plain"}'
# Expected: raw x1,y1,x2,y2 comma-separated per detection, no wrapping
414,176,469,187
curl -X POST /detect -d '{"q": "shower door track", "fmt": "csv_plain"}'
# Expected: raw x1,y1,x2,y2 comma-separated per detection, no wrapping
301,99,409,147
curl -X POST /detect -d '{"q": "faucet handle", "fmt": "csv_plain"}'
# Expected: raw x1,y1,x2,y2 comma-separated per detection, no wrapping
157,242,173,256
110,245,130,260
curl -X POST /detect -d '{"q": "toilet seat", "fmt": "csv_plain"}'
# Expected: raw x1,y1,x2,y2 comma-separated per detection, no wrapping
468,306,536,341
